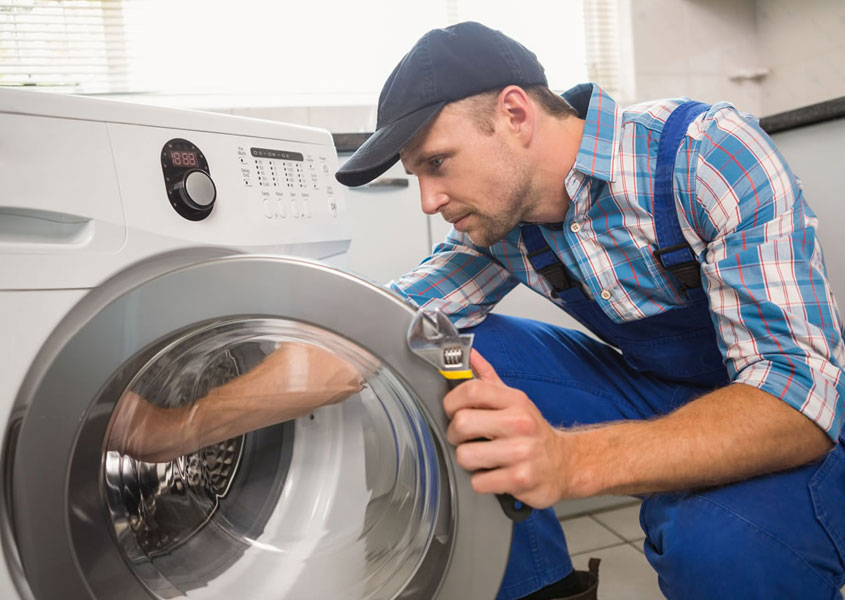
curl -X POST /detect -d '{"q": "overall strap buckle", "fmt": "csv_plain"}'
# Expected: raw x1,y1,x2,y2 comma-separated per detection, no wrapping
528,255,575,293
652,243,701,291
523,226,575,295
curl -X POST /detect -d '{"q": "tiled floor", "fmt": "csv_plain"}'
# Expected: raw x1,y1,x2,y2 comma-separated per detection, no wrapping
562,500,845,599
561,500,663,599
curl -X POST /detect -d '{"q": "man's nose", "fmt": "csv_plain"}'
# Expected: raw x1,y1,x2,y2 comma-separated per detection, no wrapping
419,179,449,215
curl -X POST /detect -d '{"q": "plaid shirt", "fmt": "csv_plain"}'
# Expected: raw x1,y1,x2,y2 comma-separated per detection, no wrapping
390,83,845,440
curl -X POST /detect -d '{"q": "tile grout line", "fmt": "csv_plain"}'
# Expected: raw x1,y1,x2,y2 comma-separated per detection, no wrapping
628,540,646,555
587,514,636,542
570,540,632,558
556,499,641,521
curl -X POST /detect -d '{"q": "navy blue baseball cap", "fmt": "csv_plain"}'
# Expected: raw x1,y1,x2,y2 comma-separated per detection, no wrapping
335,21,548,187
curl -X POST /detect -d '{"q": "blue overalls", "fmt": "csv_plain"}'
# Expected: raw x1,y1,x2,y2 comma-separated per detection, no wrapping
466,102,845,600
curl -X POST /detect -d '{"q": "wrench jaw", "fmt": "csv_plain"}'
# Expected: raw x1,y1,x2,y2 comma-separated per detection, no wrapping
406,309,474,379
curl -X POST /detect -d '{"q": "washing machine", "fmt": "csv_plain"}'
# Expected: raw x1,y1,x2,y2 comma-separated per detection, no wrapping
0,88,510,600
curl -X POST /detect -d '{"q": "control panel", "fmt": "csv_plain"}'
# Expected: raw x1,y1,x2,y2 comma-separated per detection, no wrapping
237,145,339,222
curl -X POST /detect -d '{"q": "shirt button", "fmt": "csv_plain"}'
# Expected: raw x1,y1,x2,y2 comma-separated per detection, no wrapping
600,289,612,300
570,222,581,233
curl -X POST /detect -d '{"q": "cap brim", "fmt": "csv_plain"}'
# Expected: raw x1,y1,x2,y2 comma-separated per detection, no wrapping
335,101,446,187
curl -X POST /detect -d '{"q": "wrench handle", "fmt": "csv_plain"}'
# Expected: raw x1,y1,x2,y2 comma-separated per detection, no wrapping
496,492,533,522
447,376,534,523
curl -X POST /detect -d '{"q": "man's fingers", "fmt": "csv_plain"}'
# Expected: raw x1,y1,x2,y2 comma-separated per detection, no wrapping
447,407,536,445
442,379,523,417
447,404,540,444
454,437,528,471
468,465,542,503
470,349,502,383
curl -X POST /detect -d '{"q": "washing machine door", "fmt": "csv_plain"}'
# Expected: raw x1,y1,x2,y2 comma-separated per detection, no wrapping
6,252,511,600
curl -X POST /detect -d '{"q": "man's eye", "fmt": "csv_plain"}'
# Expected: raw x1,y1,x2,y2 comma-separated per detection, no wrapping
430,157,444,170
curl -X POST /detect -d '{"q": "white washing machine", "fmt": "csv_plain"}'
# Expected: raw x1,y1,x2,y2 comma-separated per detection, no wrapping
0,89,510,600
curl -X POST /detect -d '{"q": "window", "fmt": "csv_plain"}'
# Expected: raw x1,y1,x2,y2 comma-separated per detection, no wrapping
0,0,130,92
1,0,629,104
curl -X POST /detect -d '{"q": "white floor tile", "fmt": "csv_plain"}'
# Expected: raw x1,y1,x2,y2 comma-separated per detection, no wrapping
572,544,663,600
554,495,634,519
592,502,644,542
560,516,625,556
628,540,646,555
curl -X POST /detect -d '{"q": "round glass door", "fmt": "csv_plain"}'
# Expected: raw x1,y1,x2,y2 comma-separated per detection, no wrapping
7,254,510,600
102,318,449,600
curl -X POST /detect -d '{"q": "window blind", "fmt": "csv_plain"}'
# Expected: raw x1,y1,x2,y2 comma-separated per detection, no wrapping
0,0,134,92
583,0,634,105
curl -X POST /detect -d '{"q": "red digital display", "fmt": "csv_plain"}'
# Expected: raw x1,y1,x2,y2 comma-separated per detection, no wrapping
171,150,198,167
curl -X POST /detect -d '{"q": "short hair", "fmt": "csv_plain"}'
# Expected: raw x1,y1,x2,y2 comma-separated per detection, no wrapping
457,85,577,135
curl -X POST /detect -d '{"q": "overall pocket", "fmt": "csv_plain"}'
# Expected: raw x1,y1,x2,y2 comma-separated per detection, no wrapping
809,443,845,569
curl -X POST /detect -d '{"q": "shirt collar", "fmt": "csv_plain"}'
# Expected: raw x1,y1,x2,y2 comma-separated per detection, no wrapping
562,83,621,183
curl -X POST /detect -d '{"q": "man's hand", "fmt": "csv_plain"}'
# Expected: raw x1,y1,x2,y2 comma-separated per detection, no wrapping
444,349,569,509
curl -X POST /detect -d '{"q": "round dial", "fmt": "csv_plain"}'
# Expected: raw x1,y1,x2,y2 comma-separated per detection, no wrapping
178,169,217,209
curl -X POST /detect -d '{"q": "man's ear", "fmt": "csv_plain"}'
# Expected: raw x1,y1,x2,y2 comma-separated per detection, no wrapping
498,85,534,146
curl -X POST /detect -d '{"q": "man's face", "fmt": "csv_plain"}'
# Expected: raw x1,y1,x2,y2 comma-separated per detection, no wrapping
400,102,537,247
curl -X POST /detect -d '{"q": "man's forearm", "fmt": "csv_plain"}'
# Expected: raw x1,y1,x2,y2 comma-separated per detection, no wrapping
564,383,833,498
109,344,366,463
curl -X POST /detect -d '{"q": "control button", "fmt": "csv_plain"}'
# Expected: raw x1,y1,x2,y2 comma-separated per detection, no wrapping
263,198,274,219
329,200,338,218
290,199,299,218
570,222,581,233
276,198,286,218
321,163,329,174
303,200,312,218
600,289,612,300
182,170,216,207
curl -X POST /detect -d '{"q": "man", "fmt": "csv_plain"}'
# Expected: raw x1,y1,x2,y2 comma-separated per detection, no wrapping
336,21,845,600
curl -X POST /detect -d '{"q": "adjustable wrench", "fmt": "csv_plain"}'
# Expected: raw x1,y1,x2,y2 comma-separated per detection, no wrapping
407,309,532,522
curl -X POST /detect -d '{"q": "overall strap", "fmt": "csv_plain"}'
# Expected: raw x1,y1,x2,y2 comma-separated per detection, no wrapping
652,100,710,290
521,224,574,294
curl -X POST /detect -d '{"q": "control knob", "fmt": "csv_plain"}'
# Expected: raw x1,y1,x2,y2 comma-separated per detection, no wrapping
174,169,217,210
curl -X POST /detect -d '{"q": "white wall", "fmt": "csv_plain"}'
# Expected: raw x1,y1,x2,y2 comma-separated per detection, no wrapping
629,0,762,113
755,0,845,115
628,0,845,116
770,119,845,307
222,104,376,135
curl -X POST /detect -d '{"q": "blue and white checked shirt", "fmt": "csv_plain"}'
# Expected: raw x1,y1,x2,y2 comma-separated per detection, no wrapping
390,83,845,440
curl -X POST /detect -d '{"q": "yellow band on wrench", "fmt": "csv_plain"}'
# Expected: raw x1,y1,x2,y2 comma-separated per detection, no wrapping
439,369,474,380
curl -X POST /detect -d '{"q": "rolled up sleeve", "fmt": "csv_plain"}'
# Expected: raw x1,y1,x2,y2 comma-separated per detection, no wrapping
688,107,845,440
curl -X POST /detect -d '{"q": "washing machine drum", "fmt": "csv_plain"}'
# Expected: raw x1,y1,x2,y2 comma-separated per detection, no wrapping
8,254,510,600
